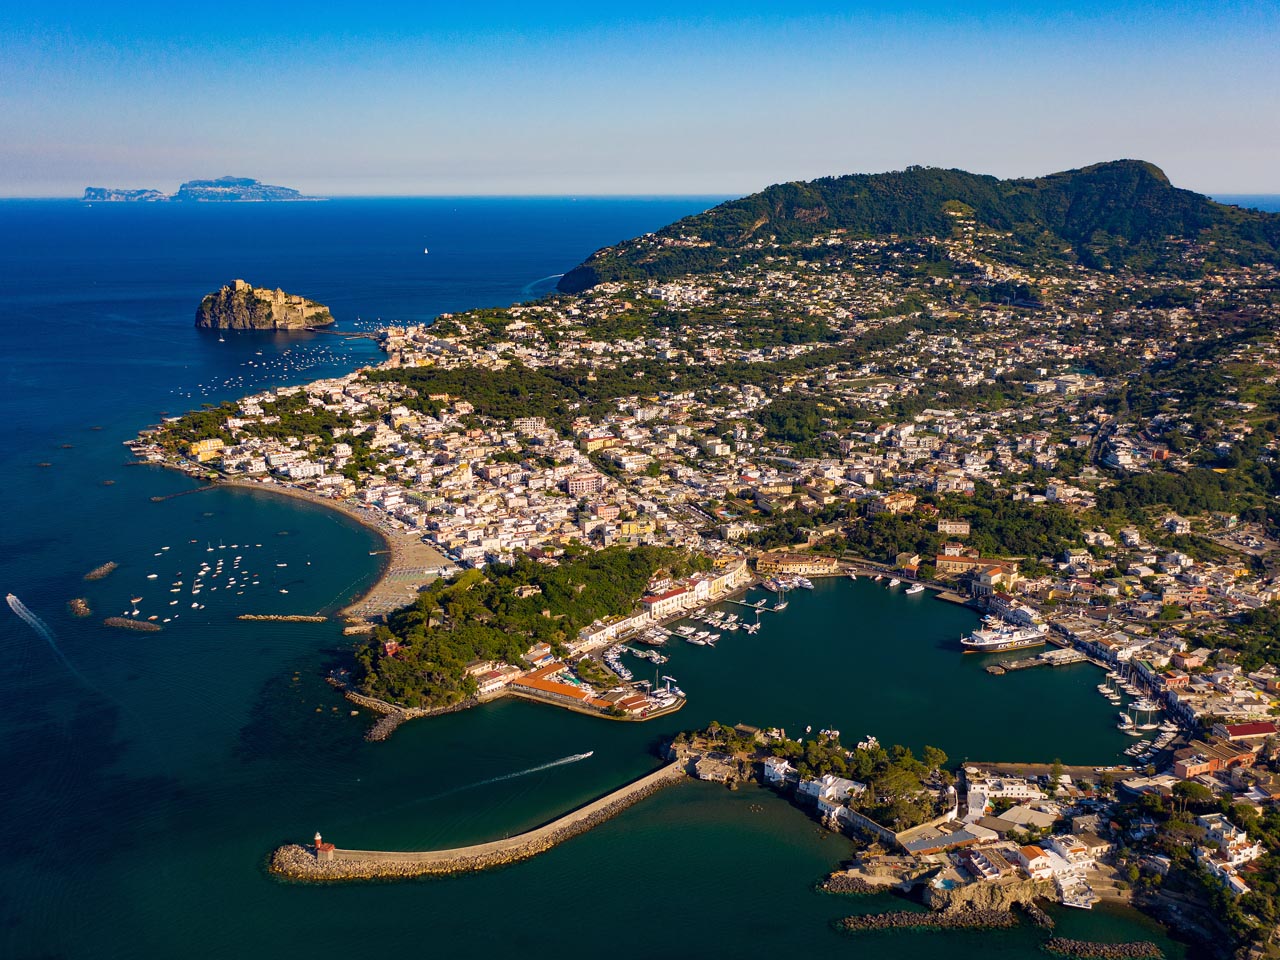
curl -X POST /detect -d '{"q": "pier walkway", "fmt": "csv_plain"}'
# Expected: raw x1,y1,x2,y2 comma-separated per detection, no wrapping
270,760,687,881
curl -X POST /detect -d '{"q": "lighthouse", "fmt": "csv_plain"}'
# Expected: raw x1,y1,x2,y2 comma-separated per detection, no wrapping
313,830,335,862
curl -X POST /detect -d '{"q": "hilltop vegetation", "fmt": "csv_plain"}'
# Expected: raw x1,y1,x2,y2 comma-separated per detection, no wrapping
560,160,1280,290
356,546,707,707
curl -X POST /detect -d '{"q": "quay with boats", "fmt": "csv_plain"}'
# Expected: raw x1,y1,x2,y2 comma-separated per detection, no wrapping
986,648,1086,674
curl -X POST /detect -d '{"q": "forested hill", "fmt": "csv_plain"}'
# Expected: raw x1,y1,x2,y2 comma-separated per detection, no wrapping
558,160,1280,290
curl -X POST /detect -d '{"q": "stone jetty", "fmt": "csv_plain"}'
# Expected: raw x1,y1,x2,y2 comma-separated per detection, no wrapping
270,761,686,881
237,614,327,623
1044,939,1163,959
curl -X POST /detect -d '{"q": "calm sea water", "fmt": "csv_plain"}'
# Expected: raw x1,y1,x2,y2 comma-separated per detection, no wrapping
0,199,1195,959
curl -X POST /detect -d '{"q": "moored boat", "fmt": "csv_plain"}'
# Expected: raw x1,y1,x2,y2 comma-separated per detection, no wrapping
961,617,1048,653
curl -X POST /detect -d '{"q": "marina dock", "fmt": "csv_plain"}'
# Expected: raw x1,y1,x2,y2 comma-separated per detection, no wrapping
987,649,1087,674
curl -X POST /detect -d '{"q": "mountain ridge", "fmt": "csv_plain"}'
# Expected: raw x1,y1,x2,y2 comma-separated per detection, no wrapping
558,160,1280,291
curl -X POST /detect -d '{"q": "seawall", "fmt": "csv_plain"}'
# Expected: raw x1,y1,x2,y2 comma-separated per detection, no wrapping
270,760,687,881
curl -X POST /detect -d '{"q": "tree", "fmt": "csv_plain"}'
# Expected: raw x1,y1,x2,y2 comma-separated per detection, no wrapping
1048,759,1064,793
921,745,948,773
1173,779,1214,812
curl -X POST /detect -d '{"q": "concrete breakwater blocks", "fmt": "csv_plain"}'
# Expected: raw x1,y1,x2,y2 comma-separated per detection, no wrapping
270,762,686,882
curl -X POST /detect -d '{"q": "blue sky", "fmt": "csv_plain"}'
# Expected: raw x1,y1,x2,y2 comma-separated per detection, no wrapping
2,1,1277,196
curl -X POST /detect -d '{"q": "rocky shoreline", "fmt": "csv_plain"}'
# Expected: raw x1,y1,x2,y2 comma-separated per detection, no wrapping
1044,938,1163,959
269,762,686,881
327,679,481,741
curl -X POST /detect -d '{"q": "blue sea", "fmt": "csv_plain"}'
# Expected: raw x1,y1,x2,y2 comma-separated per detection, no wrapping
0,196,1237,959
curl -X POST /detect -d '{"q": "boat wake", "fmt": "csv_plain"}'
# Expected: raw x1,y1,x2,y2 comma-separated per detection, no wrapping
469,751,594,790
520,273,565,297
7,592,94,689
362,751,595,822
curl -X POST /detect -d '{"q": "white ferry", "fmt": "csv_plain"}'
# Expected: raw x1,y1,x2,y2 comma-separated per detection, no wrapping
960,617,1048,653
904,583,925,595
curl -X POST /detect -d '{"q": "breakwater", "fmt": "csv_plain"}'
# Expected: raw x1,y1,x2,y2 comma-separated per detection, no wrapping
838,907,1020,932
362,696,480,742
327,680,481,741
237,614,328,623
103,617,161,632
1044,938,1163,959
820,873,883,894
149,484,217,503
84,562,118,581
269,761,687,881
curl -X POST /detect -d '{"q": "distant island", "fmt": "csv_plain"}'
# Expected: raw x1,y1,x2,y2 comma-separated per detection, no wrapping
195,280,334,330
82,176,318,203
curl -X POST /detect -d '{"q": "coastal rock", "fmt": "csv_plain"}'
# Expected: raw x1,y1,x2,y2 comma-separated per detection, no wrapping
195,280,334,331
923,876,1054,913
68,598,91,617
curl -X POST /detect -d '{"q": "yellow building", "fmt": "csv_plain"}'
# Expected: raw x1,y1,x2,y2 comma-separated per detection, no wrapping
756,553,839,576
867,492,917,516
187,438,225,463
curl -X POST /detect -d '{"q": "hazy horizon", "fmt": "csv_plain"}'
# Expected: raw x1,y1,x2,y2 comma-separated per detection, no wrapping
3,1,1278,197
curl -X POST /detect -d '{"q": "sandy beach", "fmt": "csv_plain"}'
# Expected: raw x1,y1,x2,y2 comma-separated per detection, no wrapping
216,478,455,620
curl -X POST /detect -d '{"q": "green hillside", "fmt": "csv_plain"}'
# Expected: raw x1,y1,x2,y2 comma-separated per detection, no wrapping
559,160,1280,290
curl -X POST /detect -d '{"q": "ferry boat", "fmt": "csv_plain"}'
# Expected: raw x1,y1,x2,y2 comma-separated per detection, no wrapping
904,583,925,595
960,617,1048,653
